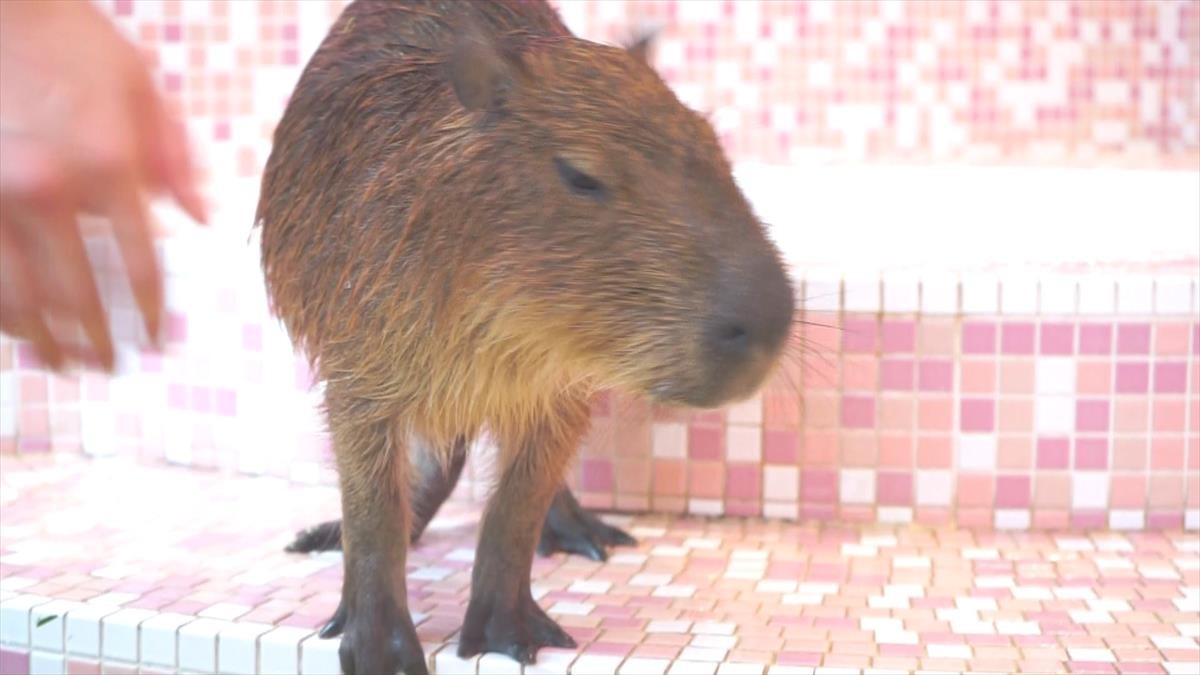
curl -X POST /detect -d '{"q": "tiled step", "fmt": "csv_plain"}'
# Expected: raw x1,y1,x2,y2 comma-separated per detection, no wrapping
1,456,1198,675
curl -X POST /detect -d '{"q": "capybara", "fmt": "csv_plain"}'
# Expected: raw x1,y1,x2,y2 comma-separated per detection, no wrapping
256,1,794,673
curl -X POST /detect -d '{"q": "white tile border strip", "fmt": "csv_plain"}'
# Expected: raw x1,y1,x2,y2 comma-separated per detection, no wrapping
794,274,1199,315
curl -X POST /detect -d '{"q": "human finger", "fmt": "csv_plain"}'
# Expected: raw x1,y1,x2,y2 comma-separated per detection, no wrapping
104,179,163,347
0,220,65,370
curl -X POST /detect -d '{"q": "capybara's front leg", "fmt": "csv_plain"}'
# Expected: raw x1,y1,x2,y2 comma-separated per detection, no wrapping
326,408,427,675
457,397,590,663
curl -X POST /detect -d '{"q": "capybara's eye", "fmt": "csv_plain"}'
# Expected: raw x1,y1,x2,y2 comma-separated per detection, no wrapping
554,157,606,200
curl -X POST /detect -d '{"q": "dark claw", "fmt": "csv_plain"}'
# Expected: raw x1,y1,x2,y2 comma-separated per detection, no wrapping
335,599,427,675
458,596,575,664
537,488,637,561
319,601,347,638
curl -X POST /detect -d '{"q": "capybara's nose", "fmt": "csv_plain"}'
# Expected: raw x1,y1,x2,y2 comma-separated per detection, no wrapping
706,255,794,364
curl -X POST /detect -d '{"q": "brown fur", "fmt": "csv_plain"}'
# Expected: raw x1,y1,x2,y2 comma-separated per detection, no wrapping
256,1,792,671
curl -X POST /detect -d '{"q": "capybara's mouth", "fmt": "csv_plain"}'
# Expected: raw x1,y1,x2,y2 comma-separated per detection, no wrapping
646,342,786,410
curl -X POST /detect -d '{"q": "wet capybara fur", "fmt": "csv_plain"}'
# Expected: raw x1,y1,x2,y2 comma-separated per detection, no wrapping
256,1,794,673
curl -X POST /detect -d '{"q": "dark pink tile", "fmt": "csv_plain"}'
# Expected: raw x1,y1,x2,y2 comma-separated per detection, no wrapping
1037,437,1070,469
1001,322,1035,354
877,471,912,505
1153,361,1187,393
1040,323,1075,355
1117,323,1150,354
1076,399,1110,432
1115,362,1149,393
880,359,914,390
801,469,837,503
881,321,915,353
960,398,995,432
763,429,798,462
585,642,633,657
1148,511,1184,529
841,395,875,428
1074,438,1108,470
689,426,722,460
0,650,28,675
1071,510,1107,529
918,359,953,391
581,459,613,492
725,500,759,516
726,463,761,500
995,475,1030,507
1080,323,1113,354
963,322,996,353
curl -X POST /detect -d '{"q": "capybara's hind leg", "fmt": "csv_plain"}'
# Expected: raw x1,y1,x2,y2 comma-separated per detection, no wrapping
538,487,637,561
287,438,469,555
458,397,589,663
325,404,427,675
286,520,343,553
410,437,469,542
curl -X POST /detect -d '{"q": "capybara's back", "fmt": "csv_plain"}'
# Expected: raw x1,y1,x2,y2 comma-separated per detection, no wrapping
256,1,794,672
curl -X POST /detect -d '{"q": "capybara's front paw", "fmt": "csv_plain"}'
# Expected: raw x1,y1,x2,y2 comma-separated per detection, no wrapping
458,594,576,664
334,599,427,675
537,488,636,562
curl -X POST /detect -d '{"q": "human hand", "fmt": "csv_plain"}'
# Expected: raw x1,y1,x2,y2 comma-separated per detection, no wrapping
0,0,206,371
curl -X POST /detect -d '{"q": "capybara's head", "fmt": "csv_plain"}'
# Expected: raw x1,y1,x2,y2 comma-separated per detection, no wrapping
446,29,794,409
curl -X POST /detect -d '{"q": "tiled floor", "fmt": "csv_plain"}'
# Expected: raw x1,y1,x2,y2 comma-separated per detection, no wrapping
1,455,1198,675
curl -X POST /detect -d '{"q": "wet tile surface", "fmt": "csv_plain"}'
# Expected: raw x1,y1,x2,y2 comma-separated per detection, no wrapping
1,456,1198,674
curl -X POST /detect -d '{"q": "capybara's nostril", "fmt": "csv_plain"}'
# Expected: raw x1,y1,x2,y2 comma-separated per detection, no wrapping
711,321,751,357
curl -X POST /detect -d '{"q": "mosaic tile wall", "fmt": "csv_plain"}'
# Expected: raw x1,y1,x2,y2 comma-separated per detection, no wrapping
1,0,1199,531
105,0,1200,177
574,280,1200,531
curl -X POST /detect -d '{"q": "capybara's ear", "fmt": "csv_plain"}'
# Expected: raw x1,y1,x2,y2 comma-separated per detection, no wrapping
447,27,523,112
625,28,658,66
